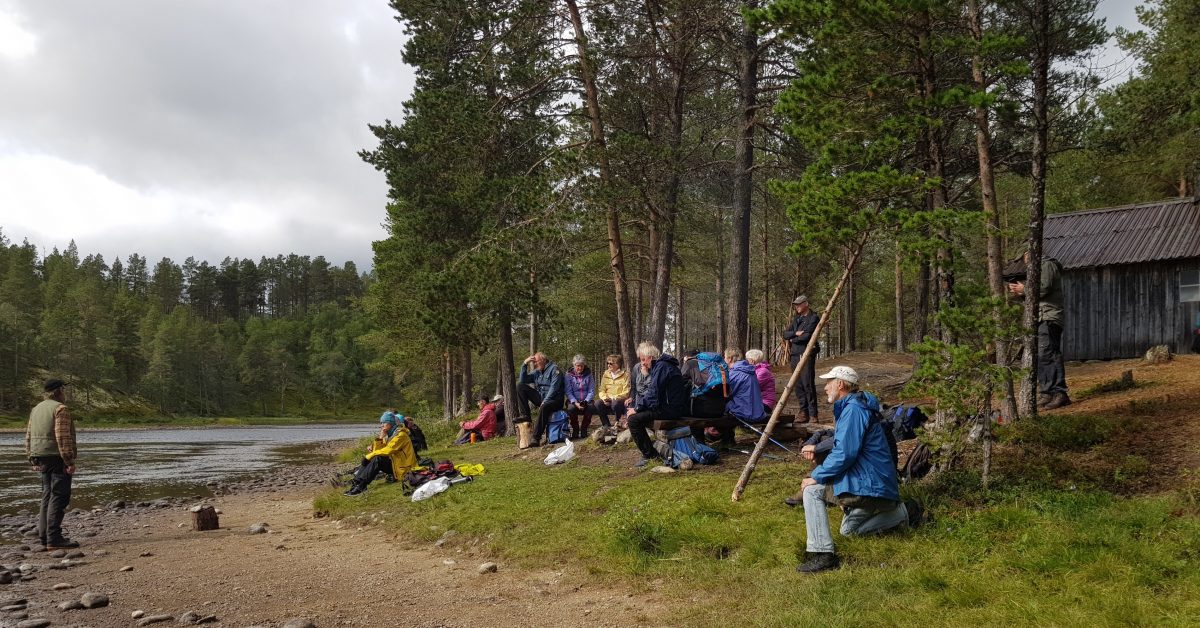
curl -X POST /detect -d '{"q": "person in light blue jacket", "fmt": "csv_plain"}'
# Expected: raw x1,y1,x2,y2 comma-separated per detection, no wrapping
796,366,908,574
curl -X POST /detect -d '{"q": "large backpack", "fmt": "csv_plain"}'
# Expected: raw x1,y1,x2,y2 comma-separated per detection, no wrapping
884,404,928,442
858,395,899,470
662,426,720,467
691,352,729,398
404,417,428,453
547,410,570,444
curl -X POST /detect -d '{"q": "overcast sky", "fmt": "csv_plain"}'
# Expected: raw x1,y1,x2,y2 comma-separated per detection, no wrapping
0,1,1143,270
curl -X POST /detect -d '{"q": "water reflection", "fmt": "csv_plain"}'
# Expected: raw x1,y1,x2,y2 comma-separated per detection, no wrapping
0,425,373,515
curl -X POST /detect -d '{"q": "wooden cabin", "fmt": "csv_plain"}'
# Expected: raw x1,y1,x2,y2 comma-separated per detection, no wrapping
1044,198,1200,360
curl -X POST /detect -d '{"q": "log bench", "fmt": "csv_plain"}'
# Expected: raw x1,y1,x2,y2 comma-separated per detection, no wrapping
649,414,811,444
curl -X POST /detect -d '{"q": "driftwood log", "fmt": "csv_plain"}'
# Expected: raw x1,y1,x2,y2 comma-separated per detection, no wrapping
191,506,219,531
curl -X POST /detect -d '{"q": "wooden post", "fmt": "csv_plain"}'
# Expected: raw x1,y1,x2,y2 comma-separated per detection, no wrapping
191,506,219,531
732,239,866,501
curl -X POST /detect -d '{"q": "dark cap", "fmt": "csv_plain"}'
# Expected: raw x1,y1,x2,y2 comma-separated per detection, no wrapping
792,295,809,305
43,379,67,393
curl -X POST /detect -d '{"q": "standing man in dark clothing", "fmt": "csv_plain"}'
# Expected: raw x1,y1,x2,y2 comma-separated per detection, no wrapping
515,352,566,448
783,295,820,421
1008,254,1070,409
25,379,79,550
624,342,689,468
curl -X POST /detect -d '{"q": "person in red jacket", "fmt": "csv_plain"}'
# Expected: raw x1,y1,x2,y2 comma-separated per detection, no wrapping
455,395,498,444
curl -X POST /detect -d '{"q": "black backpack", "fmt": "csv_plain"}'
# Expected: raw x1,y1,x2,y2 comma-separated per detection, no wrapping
859,395,899,470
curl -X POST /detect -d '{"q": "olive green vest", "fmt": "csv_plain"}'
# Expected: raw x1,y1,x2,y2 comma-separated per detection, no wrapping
27,399,64,458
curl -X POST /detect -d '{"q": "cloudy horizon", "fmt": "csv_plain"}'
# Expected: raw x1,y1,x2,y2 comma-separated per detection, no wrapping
0,0,1142,271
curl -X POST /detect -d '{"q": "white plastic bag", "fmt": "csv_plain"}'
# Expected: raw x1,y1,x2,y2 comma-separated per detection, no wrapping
411,476,451,501
543,438,576,465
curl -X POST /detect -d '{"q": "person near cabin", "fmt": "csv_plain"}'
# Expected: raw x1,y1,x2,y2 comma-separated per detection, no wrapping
455,394,498,444
25,379,79,550
565,355,597,439
343,422,419,496
624,342,688,468
783,295,820,422
745,349,777,412
791,366,908,574
516,352,566,448
717,350,766,448
1007,252,1071,409
595,354,631,430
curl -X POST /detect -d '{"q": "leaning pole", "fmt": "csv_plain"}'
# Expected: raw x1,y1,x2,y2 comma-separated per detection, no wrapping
732,240,866,502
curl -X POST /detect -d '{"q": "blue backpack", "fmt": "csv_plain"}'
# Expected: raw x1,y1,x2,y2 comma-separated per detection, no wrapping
664,426,720,467
691,352,729,398
547,410,570,443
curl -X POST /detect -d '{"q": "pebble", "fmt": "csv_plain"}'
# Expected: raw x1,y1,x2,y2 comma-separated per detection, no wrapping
138,614,174,626
281,619,317,628
178,610,202,624
442,559,456,566
51,583,73,590
2,602,29,611
91,549,108,556
133,610,145,619
140,551,154,557
15,619,51,628
478,562,498,574
248,523,268,534
80,592,110,608
120,565,134,572
58,599,85,610
650,466,676,474
64,551,84,559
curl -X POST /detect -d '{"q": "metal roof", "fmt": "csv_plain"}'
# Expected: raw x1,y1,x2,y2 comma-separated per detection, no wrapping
1043,198,1200,270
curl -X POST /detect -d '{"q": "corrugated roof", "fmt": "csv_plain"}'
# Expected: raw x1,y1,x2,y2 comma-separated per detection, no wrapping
1043,198,1200,269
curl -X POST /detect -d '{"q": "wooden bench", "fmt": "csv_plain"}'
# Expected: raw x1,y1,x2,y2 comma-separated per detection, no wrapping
650,414,796,431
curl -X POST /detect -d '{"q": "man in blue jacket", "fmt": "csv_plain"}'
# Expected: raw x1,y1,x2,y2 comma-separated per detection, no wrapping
624,342,688,468
796,366,908,573
516,352,565,448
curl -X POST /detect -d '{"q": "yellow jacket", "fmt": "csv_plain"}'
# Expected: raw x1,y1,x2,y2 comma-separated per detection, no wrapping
598,368,631,401
365,429,417,474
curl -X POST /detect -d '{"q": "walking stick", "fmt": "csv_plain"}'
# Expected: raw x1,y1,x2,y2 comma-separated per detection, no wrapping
733,417,797,455
731,240,866,502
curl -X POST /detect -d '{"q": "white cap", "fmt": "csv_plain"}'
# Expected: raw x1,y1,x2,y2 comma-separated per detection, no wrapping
818,366,859,384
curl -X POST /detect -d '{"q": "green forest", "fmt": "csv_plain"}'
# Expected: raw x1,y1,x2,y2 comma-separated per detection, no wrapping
2,0,1196,427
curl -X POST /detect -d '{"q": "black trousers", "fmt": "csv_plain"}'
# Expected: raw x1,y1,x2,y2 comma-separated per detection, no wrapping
593,399,627,427
627,410,663,460
33,456,72,544
353,456,394,487
1038,321,1068,395
515,384,563,444
790,354,818,419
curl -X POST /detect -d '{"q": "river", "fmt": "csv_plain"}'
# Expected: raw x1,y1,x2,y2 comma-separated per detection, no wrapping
0,424,375,516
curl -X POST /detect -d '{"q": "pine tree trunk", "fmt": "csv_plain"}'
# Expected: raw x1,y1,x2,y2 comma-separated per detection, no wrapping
727,2,758,354
914,253,930,344
1020,0,1050,418
564,0,637,369
895,245,905,353
459,346,472,416
498,306,519,436
675,286,685,354
716,204,727,352
971,0,1019,423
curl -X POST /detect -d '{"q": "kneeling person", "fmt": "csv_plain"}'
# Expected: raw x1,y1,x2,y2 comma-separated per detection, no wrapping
796,366,907,573
343,425,418,496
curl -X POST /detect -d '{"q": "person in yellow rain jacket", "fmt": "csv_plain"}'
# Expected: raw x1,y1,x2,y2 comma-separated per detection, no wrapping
342,426,418,497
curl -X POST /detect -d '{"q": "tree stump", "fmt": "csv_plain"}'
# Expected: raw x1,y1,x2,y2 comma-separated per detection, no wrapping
191,506,219,531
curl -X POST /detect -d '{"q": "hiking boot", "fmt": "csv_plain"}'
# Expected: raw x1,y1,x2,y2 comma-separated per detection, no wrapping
784,488,806,508
633,457,653,469
342,485,366,497
1043,393,1072,410
904,499,925,528
46,538,79,549
796,552,840,574
384,474,397,483
1037,393,1053,408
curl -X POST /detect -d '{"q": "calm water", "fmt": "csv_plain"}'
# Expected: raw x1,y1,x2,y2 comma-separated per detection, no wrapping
0,424,374,515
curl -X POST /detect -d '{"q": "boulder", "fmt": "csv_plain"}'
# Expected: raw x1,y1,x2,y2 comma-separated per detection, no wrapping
1144,344,1172,364
80,592,109,608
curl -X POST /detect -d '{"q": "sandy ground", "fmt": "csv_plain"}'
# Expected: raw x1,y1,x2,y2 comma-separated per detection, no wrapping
1,480,667,628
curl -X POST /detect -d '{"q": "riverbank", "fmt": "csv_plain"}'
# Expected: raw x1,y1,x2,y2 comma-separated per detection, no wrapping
0,442,666,628
0,415,376,432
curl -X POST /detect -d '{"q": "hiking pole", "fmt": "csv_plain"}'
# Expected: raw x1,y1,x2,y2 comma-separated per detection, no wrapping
733,417,797,455
731,237,866,502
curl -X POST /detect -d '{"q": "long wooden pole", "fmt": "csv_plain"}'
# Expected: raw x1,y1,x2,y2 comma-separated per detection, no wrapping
732,239,866,502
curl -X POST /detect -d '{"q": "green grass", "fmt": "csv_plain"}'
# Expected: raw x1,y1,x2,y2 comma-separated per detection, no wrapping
314,431,1200,627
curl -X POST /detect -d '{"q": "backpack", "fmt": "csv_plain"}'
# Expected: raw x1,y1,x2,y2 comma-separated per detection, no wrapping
402,468,437,492
547,410,570,444
691,352,729,398
901,442,932,481
663,426,720,467
884,404,928,441
405,418,428,453
858,395,899,470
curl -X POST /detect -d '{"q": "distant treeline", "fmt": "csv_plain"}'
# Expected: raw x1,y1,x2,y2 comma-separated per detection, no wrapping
0,233,395,417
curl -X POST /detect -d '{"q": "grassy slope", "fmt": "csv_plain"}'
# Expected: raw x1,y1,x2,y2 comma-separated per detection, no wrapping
316,405,1200,627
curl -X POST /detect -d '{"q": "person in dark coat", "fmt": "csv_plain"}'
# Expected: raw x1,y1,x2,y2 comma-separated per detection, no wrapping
516,352,566,448
624,342,688,468
783,295,820,421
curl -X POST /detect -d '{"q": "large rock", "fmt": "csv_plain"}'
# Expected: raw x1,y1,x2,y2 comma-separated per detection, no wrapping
615,429,632,444
478,562,498,574
58,599,84,611
1144,344,1172,364
80,592,109,608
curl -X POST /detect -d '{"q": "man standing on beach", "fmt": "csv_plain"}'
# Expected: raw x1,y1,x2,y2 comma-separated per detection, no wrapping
25,379,79,550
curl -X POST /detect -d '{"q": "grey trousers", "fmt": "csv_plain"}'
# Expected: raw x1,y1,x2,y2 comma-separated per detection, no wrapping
34,456,72,544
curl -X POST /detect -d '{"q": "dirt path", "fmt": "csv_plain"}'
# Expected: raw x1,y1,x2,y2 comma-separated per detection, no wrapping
1,485,667,628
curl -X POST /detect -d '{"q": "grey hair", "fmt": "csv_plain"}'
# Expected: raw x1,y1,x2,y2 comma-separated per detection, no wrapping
572,354,587,366
745,349,764,364
636,342,661,360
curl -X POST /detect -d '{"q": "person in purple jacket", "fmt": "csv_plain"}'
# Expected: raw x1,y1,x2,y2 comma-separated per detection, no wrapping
565,354,596,439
